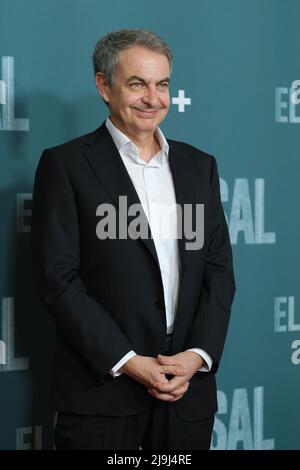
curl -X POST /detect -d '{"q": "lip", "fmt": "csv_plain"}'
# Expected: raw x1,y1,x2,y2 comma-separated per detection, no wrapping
132,108,159,118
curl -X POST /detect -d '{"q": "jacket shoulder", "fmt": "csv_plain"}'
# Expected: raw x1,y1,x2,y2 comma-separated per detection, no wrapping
167,139,215,167
168,139,215,164
37,129,97,172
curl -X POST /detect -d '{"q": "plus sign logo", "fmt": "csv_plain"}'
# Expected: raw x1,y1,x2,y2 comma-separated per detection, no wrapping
0,56,30,131
172,89,191,112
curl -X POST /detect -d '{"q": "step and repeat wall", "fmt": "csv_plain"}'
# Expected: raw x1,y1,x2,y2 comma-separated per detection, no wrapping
0,0,299,450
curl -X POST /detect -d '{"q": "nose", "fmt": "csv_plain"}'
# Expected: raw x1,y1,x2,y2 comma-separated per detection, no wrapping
142,85,159,107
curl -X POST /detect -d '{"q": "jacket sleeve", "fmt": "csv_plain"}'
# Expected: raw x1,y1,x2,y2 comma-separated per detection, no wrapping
183,156,236,373
30,148,133,381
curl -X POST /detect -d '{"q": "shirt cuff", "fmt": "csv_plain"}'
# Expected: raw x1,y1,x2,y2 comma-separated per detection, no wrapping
186,348,213,372
109,350,137,378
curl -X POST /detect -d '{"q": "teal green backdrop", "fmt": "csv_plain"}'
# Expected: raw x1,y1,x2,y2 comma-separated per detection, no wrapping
0,0,299,450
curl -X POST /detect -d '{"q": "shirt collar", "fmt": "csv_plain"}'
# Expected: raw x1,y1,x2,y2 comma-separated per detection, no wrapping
105,117,169,166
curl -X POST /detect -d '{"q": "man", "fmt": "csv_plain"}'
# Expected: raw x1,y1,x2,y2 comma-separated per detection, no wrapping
31,29,236,450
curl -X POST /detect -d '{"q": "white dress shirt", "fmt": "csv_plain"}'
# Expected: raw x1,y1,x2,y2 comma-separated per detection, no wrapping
105,117,212,377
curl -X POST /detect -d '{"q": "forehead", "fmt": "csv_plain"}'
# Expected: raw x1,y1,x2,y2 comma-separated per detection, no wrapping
117,45,170,78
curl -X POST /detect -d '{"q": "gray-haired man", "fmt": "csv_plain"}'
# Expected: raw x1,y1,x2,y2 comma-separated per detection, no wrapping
31,29,235,450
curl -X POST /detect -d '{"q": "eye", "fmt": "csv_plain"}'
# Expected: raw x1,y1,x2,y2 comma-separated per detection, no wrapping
157,82,169,91
130,82,144,89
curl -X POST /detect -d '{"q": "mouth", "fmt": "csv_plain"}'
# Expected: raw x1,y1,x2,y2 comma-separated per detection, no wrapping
132,108,160,118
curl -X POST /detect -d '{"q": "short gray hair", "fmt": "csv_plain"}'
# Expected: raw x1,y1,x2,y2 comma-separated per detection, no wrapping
92,28,172,85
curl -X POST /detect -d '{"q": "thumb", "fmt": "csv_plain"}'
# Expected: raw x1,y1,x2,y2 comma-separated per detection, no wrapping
157,354,173,364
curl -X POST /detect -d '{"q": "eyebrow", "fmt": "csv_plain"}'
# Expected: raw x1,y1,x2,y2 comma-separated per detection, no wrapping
126,76,170,85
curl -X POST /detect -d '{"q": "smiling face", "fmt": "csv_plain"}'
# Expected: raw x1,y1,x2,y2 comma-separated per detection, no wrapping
96,45,171,139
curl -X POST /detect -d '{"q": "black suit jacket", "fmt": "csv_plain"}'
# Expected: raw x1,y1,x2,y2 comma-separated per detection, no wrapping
31,122,236,421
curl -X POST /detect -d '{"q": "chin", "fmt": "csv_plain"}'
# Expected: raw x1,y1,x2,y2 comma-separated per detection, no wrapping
134,120,158,131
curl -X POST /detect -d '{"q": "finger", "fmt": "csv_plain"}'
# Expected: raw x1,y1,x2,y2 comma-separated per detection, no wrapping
169,394,184,402
153,377,188,393
169,381,189,399
161,364,186,376
157,354,177,365
148,388,177,402
149,381,189,402
157,373,170,384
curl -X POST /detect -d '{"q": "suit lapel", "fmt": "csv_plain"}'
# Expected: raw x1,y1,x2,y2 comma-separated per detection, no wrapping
84,122,160,271
168,142,199,324
168,142,196,275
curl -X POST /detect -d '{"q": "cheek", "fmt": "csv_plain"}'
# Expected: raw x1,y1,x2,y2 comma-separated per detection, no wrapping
121,90,142,108
112,90,135,109
160,89,170,105
161,94,170,109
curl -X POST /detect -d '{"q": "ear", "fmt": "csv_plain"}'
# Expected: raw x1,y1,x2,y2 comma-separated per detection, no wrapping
95,72,110,103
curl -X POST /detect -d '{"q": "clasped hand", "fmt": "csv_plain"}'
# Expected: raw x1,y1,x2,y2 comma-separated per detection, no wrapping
120,352,205,402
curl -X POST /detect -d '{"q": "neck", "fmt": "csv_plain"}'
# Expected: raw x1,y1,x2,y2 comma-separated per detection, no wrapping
109,116,161,162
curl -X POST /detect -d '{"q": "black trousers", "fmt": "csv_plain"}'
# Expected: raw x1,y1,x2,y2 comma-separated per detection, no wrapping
54,335,215,450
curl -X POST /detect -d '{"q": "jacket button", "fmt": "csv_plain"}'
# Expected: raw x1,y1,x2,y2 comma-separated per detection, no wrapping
154,299,163,309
